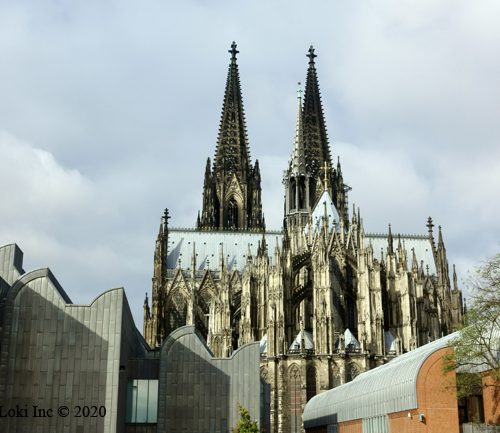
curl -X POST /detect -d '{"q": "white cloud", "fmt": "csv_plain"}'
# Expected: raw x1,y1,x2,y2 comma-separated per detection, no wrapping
0,131,93,224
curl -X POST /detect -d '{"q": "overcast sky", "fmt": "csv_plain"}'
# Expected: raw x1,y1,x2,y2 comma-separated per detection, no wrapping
1,0,499,329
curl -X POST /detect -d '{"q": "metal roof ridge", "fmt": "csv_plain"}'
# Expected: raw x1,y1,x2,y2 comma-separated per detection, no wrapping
365,232,428,240
170,227,282,234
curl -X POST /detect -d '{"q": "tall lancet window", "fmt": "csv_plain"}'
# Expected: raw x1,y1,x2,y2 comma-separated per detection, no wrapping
289,364,301,433
226,198,239,229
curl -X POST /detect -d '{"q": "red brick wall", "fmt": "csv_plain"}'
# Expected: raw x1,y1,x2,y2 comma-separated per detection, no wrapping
482,374,500,424
389,409,426,433
388,348,459,433
418,347,459,432
308,348,462,433
339,419,362,433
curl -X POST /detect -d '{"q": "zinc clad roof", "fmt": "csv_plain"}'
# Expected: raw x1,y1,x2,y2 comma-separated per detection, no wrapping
167,228,282,271
365,233,436,274
303,332,458,428
166,229,436,275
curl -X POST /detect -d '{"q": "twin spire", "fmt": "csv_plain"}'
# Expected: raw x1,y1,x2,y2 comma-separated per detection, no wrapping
284,45,348,222
198,42,264,231
213,41,251,181
198,42,338,230
302,45,332,176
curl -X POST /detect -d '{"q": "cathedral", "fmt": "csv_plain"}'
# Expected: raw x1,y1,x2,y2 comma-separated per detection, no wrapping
143,43,463,433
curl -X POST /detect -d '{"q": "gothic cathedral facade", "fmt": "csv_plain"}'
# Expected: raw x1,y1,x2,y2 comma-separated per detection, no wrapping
143,43,464,433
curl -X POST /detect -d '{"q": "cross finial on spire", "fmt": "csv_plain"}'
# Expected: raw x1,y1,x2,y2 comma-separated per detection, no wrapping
297,81,302,99
307,45,317,64
426,216,434,233
229,41,239,60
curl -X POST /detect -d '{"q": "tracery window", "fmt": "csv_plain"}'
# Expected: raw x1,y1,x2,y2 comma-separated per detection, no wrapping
346,362,360,382
289,364,301,433
226,198,239,229
167,290,188,335
306,365,317,401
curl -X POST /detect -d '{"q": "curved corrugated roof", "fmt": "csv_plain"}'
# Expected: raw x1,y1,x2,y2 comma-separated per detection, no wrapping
303,332,458,428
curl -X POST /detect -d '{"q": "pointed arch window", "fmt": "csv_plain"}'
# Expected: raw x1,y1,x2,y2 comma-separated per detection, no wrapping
346,362,360,382
289,364,301,433
166,290,188,336
306,365,317,401
226,198,239,229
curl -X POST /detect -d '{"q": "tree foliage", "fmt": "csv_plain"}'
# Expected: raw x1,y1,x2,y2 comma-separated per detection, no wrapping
443,253,500,398
233,404,259,433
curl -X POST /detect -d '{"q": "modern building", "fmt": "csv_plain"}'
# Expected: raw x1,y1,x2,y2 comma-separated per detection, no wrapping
302,330,500,433
0,243,261,433
143,43,464,433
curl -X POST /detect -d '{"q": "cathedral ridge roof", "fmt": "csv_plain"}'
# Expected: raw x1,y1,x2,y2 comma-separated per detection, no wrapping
165,228,436,274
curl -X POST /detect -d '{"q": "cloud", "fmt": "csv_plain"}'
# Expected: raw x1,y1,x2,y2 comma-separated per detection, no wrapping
0,131,153,325
0,0,499,330
0,131,93,225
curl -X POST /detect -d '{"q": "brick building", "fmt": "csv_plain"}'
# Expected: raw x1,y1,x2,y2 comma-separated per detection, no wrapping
303,331,500,433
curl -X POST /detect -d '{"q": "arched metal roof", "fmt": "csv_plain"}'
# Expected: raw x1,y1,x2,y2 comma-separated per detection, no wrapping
303,332,458,428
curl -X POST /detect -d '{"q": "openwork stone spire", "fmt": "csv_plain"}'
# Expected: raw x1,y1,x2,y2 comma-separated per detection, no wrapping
302,45,332,176
213,41,251,181
198,42,264,231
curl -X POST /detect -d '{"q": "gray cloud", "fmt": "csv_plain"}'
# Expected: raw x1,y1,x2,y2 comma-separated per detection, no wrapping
1,0,499,326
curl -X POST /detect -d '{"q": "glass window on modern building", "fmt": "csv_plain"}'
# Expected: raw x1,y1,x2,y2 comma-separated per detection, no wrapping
126,379,159,423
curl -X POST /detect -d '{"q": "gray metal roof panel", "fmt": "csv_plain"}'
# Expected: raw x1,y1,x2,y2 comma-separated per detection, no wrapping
166,229,436,276
167,229,282,271
365,233,436,274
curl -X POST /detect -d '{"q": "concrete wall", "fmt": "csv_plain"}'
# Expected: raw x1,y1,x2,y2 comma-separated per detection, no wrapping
158,325,260,433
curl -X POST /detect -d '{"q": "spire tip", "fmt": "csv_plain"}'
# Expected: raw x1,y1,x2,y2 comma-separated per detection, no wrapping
307,45,317,64
229,41,239,60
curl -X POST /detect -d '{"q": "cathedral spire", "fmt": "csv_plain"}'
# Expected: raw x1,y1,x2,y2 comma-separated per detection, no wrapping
198,43,264,231
213,41,250,180
302,45,331,177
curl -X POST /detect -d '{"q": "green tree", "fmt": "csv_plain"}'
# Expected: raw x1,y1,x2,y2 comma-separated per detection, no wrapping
443,253,500,398
233,404,259,433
